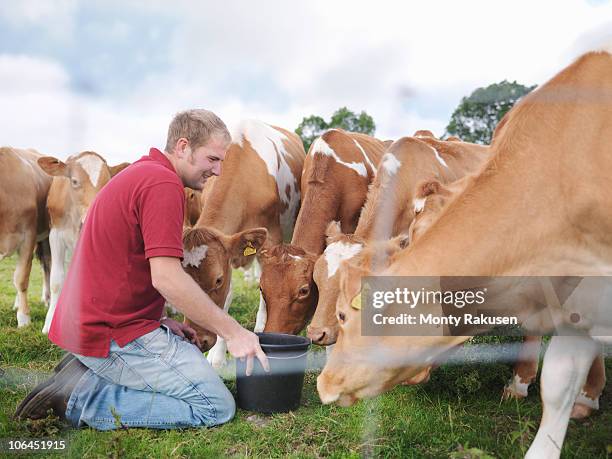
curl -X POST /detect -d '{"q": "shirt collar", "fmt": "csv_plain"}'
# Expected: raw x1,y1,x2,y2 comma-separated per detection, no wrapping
149,148,178,174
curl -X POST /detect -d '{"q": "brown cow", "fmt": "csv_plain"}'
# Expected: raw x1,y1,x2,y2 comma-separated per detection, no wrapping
0,147,53,327
307,137,489,345
188,119,305,368
38,151,129,333
317,50,612,458
408,177,606,414
258,129,385,335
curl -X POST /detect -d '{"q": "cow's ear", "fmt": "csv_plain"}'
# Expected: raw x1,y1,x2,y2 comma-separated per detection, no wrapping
38,156,68,177
110,162,130,177
325,221,342,245
228,227,268,268
339,260,369,306
416,180,441,199
391,234,411,250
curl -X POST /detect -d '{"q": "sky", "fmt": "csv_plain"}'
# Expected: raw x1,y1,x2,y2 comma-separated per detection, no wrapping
0,0,611,164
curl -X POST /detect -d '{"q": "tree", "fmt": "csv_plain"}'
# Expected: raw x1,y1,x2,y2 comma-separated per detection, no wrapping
445,80,536,144
295,107,376,152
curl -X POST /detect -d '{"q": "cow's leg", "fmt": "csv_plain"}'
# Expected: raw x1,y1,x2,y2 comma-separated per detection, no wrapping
14,232,36,327
36,239,51,307
207,280,232,370
570,351,606,419
42,228,66,334
525,335,598,459
503,335,541,399
253,291,267,333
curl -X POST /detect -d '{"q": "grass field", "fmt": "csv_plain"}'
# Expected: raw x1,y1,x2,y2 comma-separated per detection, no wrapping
0,255,610,458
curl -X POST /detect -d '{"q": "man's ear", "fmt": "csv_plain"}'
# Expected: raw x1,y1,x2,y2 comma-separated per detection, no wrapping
228,227,268,268
38,156,68,177
173,138,189,158
110,162,131,177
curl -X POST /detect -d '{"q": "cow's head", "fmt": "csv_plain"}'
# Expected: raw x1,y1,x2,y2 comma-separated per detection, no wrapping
309,228,408,346
181,225,267,350
317,259,465,407
259,244,319,335
38,152,129,225
308,222,365,345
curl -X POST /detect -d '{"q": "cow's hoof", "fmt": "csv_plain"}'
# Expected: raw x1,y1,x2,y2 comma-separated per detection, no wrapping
502,375,529,400
17,312,31,328
207,353,227,370
502,385,528,400
570,403,593,419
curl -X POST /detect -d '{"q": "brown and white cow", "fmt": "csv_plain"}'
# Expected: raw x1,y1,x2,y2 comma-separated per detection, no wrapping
307,136,489,345
0,147,53,327
317,51,612,458
189,119,305,368
38,151,129,334
258,129,385,336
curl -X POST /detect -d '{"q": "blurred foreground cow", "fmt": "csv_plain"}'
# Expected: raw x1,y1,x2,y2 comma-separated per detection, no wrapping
317,50,612,458
39,152,129,333
259,129,385,335
0,147,52,327
184,120,305,367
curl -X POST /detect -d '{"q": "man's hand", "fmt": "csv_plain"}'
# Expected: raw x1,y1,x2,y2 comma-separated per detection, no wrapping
161,318,201,349
226,327,270,376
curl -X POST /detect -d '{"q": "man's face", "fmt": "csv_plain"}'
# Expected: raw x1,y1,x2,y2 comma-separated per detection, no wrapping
179,136,228,190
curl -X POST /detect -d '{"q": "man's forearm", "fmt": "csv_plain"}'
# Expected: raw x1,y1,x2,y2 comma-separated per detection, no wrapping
155,267,242,340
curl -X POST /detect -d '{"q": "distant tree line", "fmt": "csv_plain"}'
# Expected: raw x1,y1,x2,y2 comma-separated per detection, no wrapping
295,80,536,148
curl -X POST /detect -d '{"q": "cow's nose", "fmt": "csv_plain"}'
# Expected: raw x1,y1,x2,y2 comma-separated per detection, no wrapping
307,328,326,344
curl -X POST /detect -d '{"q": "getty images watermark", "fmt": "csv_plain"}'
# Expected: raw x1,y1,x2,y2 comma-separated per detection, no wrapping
358,276,612,336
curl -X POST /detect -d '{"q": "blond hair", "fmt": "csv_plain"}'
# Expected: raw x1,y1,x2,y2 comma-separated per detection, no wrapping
165,109,231,153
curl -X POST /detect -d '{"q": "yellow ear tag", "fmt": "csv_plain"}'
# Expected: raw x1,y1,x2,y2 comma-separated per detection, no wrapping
350,294,362,310
243,242,257,257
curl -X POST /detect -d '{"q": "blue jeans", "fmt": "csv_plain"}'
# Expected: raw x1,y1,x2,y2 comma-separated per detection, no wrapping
66,325,236,430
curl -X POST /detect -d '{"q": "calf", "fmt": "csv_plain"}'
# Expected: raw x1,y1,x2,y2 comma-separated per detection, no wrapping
308,136,489,345
193,119,305,368
38,151,129,333
259,129,385,335
0,147,53,327
181,226,267,350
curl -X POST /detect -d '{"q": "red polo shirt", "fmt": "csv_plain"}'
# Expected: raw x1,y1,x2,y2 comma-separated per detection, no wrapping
48,148,185,357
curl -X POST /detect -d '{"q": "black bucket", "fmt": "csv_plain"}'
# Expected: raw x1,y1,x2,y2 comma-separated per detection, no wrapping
236,332,311,413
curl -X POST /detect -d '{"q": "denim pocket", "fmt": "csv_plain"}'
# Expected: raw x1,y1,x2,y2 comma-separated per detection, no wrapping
133,325,176,361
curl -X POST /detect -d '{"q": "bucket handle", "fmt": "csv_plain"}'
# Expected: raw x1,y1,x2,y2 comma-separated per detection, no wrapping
265,351,309,360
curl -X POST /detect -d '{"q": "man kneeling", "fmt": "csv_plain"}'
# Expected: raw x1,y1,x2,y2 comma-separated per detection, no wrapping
15,109,268,429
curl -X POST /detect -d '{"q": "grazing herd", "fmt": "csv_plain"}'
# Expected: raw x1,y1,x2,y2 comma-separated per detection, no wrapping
0,50,610,457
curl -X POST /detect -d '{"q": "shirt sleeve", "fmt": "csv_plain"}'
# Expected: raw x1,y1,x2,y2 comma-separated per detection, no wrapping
136,182,185,259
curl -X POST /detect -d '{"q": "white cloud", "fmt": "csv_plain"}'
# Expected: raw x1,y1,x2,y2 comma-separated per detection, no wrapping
0,0,611,162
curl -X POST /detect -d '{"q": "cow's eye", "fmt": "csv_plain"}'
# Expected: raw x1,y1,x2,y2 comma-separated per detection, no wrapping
338,311,346,323
214,275,223,289
297,285,310,298
70,178,80,188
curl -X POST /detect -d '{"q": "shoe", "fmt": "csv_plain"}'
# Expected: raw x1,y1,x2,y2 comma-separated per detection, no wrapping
54,353,75,373
14,358,88,421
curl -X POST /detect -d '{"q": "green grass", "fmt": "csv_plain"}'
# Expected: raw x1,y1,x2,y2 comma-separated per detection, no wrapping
0,256,610,458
